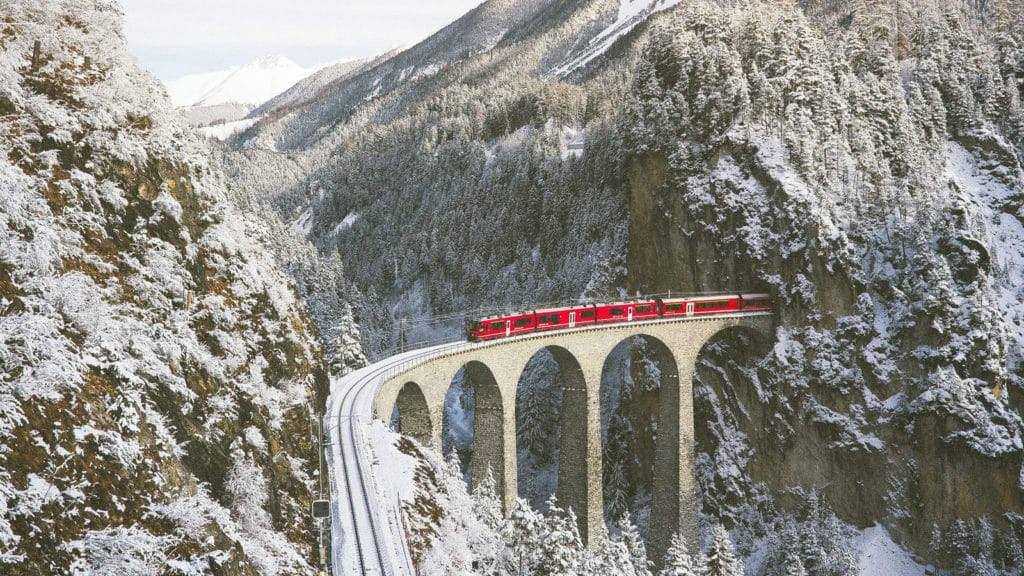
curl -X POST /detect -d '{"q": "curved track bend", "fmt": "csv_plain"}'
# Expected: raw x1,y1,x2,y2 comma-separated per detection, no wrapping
325,343,468,575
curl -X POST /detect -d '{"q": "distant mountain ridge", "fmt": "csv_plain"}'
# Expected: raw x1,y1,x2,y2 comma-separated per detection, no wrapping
165,54,322,108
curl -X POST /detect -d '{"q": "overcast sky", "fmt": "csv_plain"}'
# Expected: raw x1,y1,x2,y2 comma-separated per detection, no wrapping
121,0,484,81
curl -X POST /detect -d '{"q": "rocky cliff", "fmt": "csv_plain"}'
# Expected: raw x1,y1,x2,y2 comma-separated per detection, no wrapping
0,2,336,574
623,1,1024,565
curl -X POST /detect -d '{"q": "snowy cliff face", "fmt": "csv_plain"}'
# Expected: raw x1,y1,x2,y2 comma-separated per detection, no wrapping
0,2,338,574
623,0,1024,562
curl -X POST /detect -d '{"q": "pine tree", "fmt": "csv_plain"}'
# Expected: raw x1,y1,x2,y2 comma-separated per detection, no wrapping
705,524,744,576
619,513,653,576
604,454,631,522
658,532,702,576
538,498,585,576
782,550,808,576
472,470,504,532
504,498,545,575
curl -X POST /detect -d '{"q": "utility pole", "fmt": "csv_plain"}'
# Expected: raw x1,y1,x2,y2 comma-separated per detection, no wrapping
397,318,407,353
31,39,40,71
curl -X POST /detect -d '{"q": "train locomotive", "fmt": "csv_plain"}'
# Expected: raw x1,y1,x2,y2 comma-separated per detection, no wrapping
467,293,770,342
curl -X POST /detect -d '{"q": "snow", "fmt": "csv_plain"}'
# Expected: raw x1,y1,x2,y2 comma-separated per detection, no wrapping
330,212,360,236
946,140,1024,364
289,208,314,236
852,525,928,576
365,420,418,503
197,117,260,140
549,0,681,77
559,126,585,159
164,55,322,108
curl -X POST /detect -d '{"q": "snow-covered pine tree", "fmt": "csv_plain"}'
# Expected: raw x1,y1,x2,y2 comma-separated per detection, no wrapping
782,550,808,576
537,497,585,576
328,302,367,375
604,449,631,522
657,532,702,576
503,498,546,575
704,524,744,576
619,512,653,576
472,469,504,532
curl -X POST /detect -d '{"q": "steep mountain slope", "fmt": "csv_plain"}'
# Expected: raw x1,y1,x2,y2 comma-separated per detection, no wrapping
0,2,350,574
248,55,375,119
233,0,616,152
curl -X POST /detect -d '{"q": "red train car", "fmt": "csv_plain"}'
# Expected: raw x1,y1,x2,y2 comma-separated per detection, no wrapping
690,294,741,315
468,311,536,341
594,300,660,325
535,304,598,332
658,297,692,318
741,293,771,310
467,293,769,342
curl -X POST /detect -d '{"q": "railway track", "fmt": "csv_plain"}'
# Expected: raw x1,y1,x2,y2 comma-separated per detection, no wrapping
327,345,463,575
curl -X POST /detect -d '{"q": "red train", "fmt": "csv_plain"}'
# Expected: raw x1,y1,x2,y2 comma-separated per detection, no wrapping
467,293,770,342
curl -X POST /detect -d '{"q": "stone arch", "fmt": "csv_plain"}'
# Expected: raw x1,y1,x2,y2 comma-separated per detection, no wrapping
648,318,774,565
394,381,432,447
598,334,680,538
515,344,596,539
442,361,507,498
689,323,775,507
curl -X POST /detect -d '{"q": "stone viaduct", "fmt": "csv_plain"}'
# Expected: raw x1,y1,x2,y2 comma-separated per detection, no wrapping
371,312,772,562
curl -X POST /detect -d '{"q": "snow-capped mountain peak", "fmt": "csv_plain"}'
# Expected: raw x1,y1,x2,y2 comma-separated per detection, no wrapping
164,54,317,108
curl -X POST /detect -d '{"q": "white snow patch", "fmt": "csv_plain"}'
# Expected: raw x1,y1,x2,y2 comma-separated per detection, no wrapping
550,0,681,77
852,525,928,576
330,212,360,236
289,209,314,236
365,420,419,504
560,126,585,159
197,117,260,141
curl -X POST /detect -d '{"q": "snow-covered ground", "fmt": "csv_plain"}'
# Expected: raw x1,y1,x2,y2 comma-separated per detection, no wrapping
549,0,681,77
852,526,928,576
198,117,261,140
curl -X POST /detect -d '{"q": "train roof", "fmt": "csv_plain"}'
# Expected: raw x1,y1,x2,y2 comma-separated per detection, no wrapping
741,292,771,299
660,294,741,303
533,303,597,314
474,310,534,322
593,299,659,307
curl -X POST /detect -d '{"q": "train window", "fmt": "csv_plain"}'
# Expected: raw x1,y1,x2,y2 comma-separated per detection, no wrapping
514,318,532,327
610,308,624,315
745,299,769,307
478,323,487,330
491,321,505,330
636,305,650,313
666,304,683,312
539,314,560,323
695,300,727,310
580,310,595,319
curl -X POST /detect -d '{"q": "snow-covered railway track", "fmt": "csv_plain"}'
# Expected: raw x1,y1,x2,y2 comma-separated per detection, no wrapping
327,344,464,576
334,363,387,574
